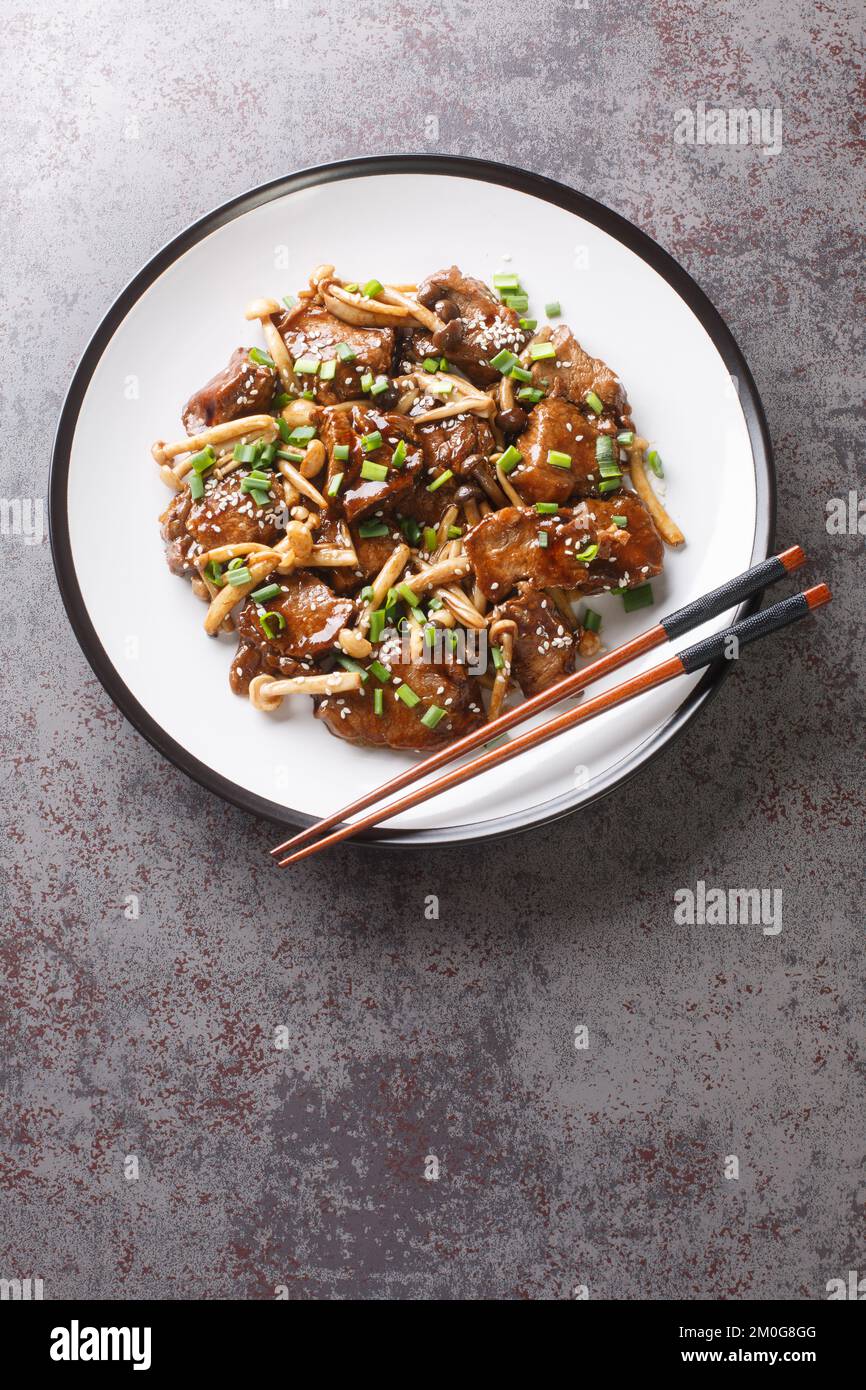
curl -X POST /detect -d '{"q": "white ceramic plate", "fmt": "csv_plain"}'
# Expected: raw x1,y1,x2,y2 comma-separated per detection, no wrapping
51,157,774,845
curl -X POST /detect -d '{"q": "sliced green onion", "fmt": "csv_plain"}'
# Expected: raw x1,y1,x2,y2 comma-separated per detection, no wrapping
204,560,223,585
258,610,286,639
189,473,204,499
249,347,275,369
360,371,374,393
647,449,664,477
583,607,602,633
362,278,383,299
227,557,245,570
358,519,389,538
391,439,407,469
369,375,389,397
595,435,615,461
396,582,418,606
536,501,558,514
274,392,293,409
320,359,337,381
358,585,374,603
276,446,305,464
251,582,281,602
369,611,386,644
617,430,635,445
519,317,537,331
622,583,654,613
509,364,532,383
396,682,420,708
293,357,320,375
427,469,453,492
517,386,545,404
400,516,421,546
492,272,520,291
529,342,556,361
288,425,316,444
368,659,391,683
584,390,604,414
598,459,622,479
427,596,444,611
423,356,440,373
343,282,359,293
333,443,350,462
301,389,315,400
189,445,216,474
420,704,446,729
259,443,277,466
362,430,383,453
411,606,427,624
446,525,462,540
544,301,561,318
491,645,504,670
423,526,438,552
226,566,252,587
490,349,519,374
360,460,388,482
373,688,384,716
611,515,628,528
497,445,522,474
439,357,448,371
598,478,622,494
241,476,272,495
503,293,529,312
327,472,344,497
547,449,572,469
574,543,599,563
337,655,369,681
538,530,549,548
435,380,453,396
336,341,356,362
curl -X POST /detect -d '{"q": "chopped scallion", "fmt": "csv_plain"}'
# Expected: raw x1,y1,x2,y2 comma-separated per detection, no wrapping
373,688,384,716
547,449,572,469
391,439,407,468
320,359,337,381
362,278,383,299
545,301,561,318
420,704,446,729
360,460,388,482
497,445,522,474
396,682,420,708
584,390,604,414
249,347,275,369
574,543,599,563
368,659,391,683
358,520,389,538
423,526,438,553
622,583,654,613
251,583,281,602
582,607,602,633
529,342,556,360
327,472,344,497
535,501,558,514
293,356,320,375
647,449,664,477
333,443,350,462
369,611,386,644
490,349,519,374
361,430,383,453
426,469,453,492
336,342,356,362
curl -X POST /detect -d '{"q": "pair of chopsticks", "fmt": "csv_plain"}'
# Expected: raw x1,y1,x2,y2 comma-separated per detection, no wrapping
271,546,829,865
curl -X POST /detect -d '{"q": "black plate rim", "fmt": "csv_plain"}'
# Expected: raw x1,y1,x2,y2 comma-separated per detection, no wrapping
49,153,776,847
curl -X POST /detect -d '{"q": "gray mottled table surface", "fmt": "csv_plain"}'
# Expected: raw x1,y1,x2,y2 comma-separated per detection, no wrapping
2,0,863,1300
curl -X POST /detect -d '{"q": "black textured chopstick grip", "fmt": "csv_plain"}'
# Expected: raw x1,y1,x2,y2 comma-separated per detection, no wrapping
678,591,810,674
662,554,789,640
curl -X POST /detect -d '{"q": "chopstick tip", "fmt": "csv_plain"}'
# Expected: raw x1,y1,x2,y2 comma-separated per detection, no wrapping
806,582,832,610
781,544,807,571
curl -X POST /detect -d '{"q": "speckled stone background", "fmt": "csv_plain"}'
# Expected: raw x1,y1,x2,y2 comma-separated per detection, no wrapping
1,0,863,1301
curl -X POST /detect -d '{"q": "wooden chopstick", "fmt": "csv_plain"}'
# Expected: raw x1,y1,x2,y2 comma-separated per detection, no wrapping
271,545,806,861
276,584,831,864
